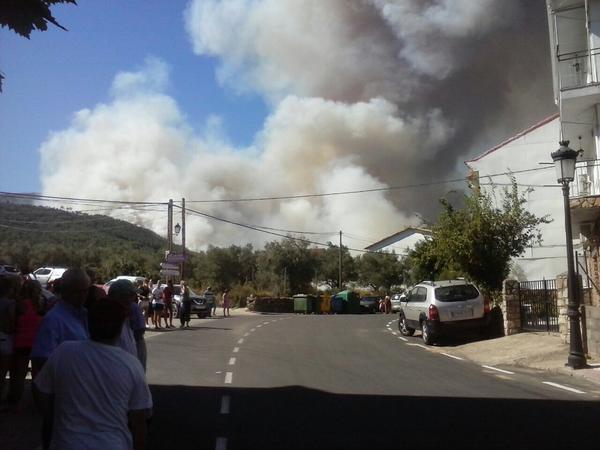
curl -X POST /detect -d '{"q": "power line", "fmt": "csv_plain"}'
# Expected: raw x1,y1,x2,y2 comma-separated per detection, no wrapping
181,205,383,254
0,191,165,206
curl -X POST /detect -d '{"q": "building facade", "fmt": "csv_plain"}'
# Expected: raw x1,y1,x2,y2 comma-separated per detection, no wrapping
547,0,600,306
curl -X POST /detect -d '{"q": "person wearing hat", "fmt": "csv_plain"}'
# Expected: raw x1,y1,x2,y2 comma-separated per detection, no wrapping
108,280,145,368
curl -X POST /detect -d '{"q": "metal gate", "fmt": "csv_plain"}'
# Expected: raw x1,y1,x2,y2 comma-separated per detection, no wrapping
518,279,559,332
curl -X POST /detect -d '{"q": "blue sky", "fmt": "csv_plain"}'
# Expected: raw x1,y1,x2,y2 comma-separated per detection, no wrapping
0,0,268,193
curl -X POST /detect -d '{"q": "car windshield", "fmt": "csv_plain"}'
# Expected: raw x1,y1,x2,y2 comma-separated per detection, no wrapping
434,285,479,302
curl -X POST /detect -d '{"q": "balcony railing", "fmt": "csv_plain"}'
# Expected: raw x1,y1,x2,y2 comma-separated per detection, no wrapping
558,50,592,90
572,161,600,198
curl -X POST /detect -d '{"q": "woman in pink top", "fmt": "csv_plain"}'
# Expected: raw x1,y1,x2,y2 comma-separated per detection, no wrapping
222,289,231,318
7,279,44,409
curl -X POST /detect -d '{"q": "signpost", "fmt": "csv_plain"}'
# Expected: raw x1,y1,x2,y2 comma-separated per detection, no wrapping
165,253,187,264
160,268,180,277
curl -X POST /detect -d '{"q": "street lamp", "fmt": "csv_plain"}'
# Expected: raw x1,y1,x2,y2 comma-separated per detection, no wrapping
174,222,181,236
551,140,586,369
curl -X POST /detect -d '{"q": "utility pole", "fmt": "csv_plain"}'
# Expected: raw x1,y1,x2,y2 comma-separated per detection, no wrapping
339,230,343,290
167,199,173,254
181,197,186,280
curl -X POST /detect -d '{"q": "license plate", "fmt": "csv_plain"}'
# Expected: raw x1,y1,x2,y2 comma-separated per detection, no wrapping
451,309,473,319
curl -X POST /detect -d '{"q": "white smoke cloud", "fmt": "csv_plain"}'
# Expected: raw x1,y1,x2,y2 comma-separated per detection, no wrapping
40,1,551,251
184,0,517,100
40,59,433,250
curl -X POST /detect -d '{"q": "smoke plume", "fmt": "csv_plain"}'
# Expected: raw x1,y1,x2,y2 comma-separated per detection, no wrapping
41,0,555,250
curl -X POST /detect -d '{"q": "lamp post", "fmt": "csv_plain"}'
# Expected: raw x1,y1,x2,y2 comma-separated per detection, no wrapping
551,140,586,369
174,223,181,236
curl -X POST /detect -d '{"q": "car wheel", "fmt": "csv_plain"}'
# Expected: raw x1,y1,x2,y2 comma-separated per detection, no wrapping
421,320,435,345
398,314,415,336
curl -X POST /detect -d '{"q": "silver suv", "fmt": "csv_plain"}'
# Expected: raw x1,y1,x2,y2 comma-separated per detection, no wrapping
397,280,490,345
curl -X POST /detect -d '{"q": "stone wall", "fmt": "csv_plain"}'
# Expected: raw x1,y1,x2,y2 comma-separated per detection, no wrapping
584,305,600,357
501,280,520,335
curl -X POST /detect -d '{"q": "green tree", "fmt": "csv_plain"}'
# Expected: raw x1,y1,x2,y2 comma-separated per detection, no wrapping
315,243,356,289
256,238,317,295
426,180,550,293
356,251,404,291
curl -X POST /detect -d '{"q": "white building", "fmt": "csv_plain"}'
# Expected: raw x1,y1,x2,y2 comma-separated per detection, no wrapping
465,114,577,281
546,0,600,304
364,227,431,255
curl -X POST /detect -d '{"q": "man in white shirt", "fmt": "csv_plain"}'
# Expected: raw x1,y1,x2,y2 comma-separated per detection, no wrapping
34,298,152,450
151,280,165,329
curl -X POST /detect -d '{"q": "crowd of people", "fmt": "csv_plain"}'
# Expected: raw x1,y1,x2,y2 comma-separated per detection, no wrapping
0,268,235,449
0,269,153,450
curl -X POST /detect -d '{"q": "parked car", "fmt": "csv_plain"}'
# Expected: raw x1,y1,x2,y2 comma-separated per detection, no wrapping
397,280,491,345
360,296,381,313
390,293,404,313
33,267,67,288
103,275,146,293
0,264,20,276
168,284,211,319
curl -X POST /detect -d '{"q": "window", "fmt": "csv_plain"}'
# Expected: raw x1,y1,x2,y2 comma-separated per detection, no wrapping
416,287,428,302
35,268,51,276
435,284,479,302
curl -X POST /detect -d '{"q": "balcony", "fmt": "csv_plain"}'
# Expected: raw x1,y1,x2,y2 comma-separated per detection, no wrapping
571,161,600,198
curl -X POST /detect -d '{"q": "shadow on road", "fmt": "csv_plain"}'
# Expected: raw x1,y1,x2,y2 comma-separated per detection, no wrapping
148,384,600,450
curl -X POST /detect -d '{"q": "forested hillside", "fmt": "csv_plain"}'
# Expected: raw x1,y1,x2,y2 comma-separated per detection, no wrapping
0,202,168,282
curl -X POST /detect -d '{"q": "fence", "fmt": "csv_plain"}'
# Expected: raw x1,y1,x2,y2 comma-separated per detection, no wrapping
518,279,559,332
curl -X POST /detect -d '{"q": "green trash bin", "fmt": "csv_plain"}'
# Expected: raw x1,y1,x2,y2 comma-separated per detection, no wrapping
294,294,312,314
336,290,361,314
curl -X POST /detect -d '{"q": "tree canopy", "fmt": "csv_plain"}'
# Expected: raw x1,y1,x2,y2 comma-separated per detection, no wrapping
409,180,550,293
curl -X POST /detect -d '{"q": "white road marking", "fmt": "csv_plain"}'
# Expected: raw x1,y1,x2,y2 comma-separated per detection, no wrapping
216,371,222,374
220,395,230,414
257,325,262,328
542,381,585,394
244,333,249,337
441,353,464,361
251,328,256,332
391,331,398,336
397,336,408,342
263,321,270,325
406,343,429,349
229,357,236,366
233,347,240,353
216,437,227,450
225,372,233,384
237,338,244,344
482,365,514,375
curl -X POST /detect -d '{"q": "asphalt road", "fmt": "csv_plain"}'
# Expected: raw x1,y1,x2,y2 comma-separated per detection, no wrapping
145,313,600,450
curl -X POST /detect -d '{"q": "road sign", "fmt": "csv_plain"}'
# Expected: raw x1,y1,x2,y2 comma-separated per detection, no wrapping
160,269,180,277
160,262,179,270
166,253,187,264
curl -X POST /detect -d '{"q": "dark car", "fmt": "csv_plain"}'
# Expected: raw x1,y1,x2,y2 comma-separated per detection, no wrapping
360,296,381,313
169,284,211,319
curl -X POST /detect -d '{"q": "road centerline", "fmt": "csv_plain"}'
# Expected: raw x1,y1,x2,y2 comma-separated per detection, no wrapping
542,381,585,394
229,357,236,366
482,365,514,375
224,372,233,384
233,347,240,353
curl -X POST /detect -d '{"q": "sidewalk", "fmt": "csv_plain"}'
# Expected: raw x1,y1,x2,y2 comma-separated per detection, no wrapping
433,331,600,386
